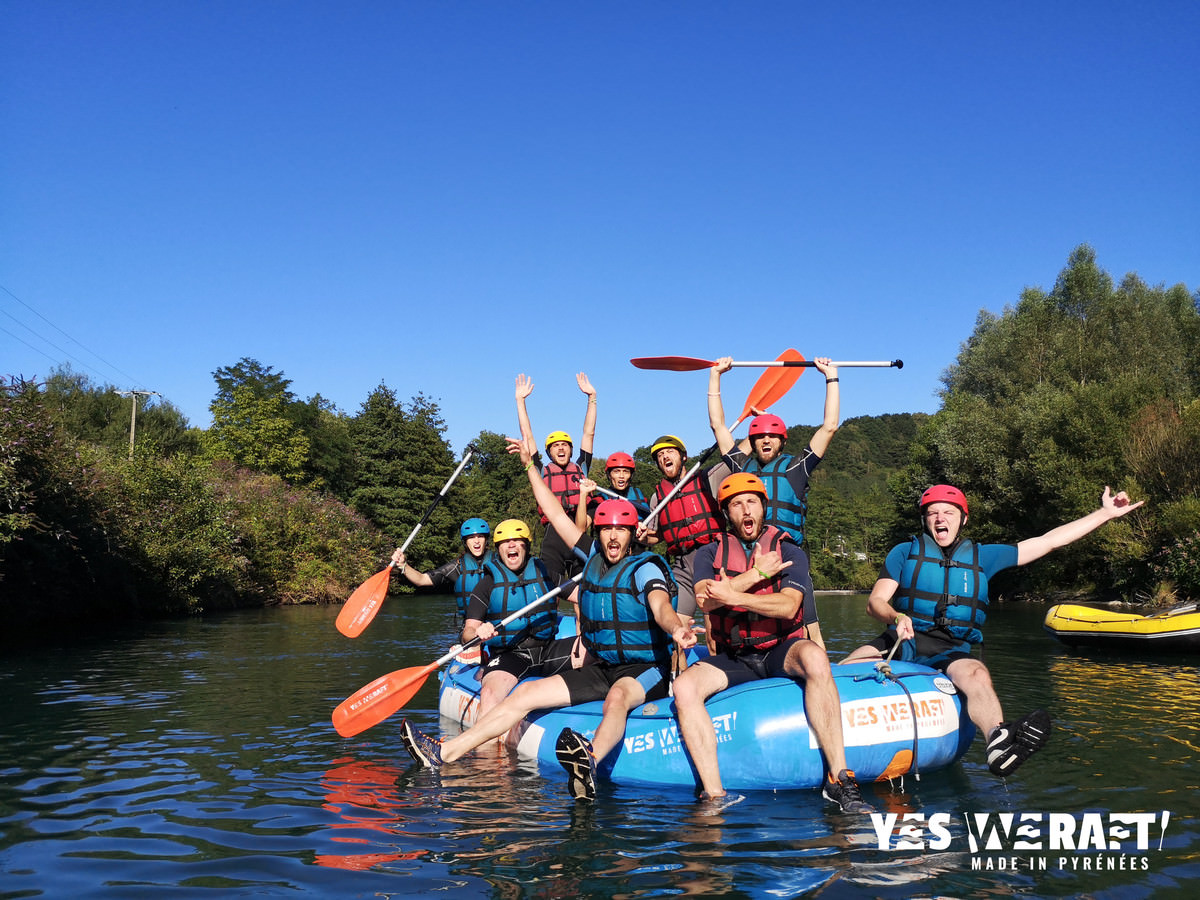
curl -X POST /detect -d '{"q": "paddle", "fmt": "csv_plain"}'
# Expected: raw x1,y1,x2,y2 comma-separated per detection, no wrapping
331,572,585,738
1146,601,1198,619
641,357,801,530
631,355,903,371
335,451,474,638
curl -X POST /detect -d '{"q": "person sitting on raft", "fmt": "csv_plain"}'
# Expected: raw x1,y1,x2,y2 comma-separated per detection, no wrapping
515,371,597,586
398,435,694,802
573,452,651,532
841,483,1145,777
456,517,578,719
391,517,492,621
671,472,872,815
707,355,840,545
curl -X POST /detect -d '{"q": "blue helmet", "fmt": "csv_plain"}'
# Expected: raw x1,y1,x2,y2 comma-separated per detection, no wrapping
460,518,491,539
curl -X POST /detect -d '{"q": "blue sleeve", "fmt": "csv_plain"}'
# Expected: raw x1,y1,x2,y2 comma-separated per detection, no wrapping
693,542,718,580
979,543,1019,577
633,559,670,597
882,542,908,580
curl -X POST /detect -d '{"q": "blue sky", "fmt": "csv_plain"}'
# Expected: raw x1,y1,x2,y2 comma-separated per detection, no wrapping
3,2,1197,459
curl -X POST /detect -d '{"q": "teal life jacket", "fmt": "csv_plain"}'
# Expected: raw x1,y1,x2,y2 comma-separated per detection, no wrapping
892,534,988,644
479,556,557,651
743,454,807,542
580,551,677,666
454,552,492,623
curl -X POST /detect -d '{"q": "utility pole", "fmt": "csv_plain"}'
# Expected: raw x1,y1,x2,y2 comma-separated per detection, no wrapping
113,389,161,458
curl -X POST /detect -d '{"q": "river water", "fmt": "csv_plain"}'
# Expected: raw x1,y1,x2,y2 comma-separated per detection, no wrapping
1,594,1196,898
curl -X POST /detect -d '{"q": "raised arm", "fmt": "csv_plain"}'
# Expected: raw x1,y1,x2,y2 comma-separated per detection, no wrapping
574,477,597,532
389,548,434,588
1016,486,1145,566
808,357,840,459
508,435,585,548
577,373,597,456
707,357,749,456
515,374,537,452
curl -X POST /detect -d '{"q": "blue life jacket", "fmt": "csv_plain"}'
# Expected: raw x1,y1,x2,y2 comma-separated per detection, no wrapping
743,454,807,542
479,556,557,651
580,551,677,666
892,534,988,644
454,552,492,623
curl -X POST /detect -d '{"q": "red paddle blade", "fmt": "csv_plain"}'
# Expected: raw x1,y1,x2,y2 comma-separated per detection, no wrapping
335,566,393,638
735,349,806,424
332,663,438,737
630,356,717,371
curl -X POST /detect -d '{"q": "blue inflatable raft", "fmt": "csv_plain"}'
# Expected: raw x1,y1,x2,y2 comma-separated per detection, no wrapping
437,642,975,791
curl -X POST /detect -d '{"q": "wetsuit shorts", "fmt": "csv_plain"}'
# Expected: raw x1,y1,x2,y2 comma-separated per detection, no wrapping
558,660,670,706
864,629,973,671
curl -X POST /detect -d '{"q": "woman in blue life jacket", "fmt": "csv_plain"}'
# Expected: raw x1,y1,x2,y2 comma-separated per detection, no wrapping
707,355,840,545
458,518,577,719
398,434,694,802
842,483,1145,778
391,517,493,626
514,371,597,587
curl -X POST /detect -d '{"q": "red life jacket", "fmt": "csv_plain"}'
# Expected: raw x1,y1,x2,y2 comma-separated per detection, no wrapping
707,525,807,652
538,461,583,524
651,474,723,555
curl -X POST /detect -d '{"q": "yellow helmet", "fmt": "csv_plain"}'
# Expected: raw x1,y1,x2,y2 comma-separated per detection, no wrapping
545,430,573,450
650,434,686,457
493,519,532,544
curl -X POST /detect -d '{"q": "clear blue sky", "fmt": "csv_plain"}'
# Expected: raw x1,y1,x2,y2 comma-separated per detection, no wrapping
3,2,1197,459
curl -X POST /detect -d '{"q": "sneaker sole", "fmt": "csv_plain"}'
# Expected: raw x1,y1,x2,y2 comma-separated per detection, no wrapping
555,730,596,801
988,709,1051,775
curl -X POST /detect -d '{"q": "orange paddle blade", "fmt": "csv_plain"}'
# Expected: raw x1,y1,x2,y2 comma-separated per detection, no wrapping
332,662,438,737
630,355,716,371
735,349,806,425
335,565,393,638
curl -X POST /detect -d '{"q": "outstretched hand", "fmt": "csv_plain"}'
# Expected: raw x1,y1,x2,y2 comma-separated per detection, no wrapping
750,545,791,581
515,374,534,400
506,434,536,467
577,372,596,397
1102,485,1146,519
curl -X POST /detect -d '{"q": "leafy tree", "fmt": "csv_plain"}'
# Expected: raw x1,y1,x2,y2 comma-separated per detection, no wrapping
204,381,311,482
349,385,460,570
899,245,1199,599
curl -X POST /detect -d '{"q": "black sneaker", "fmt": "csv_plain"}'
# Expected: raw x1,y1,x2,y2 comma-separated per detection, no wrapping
822,769,873,813
555,728,597,800
987,709,1052,776
696,791,745,816
399,719,443,769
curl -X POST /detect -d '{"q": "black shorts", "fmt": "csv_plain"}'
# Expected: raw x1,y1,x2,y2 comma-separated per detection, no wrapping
482,635,578,681
558,660,670,706
695,636,805,689
865,629,973,671
540,525,586,585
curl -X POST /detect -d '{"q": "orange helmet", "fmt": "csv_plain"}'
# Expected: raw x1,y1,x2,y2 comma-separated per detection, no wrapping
717,472,768,506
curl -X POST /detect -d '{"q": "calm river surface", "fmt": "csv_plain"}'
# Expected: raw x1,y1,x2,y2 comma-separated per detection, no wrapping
1,594,1197,898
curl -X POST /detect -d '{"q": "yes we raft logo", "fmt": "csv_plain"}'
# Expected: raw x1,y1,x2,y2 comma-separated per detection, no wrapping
870,810,1173,873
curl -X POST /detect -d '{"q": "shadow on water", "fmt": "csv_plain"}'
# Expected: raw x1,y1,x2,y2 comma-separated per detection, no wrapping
1,596,1197,898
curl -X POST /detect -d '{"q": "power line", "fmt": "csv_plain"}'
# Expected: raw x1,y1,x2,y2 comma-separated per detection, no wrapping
0,282,148,388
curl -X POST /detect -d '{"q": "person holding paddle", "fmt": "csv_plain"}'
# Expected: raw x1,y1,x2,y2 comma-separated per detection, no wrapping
391,517,493,623
842,483,1145,777
636,434,727,619
455,518,579,718
515,372,597,586
398,435,694,802
708,355,840,545
671,472,872,814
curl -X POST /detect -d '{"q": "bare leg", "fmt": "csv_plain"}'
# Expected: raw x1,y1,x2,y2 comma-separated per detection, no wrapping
441,675,572,762
590,677,647,760
477,670,518,719
945,657,1004,736
785,640,851,775
672,662,730,797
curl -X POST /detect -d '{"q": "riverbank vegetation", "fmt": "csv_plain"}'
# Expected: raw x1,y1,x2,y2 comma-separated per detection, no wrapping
2,246,1197,639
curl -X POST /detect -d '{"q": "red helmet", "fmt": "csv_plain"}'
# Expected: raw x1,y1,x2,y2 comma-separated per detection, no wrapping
605,451,636,472
748,414,787,439
919,484,969,516
594,498,638,528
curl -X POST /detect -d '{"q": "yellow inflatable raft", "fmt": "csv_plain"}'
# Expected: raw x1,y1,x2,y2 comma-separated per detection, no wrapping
1043,602,1200,652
